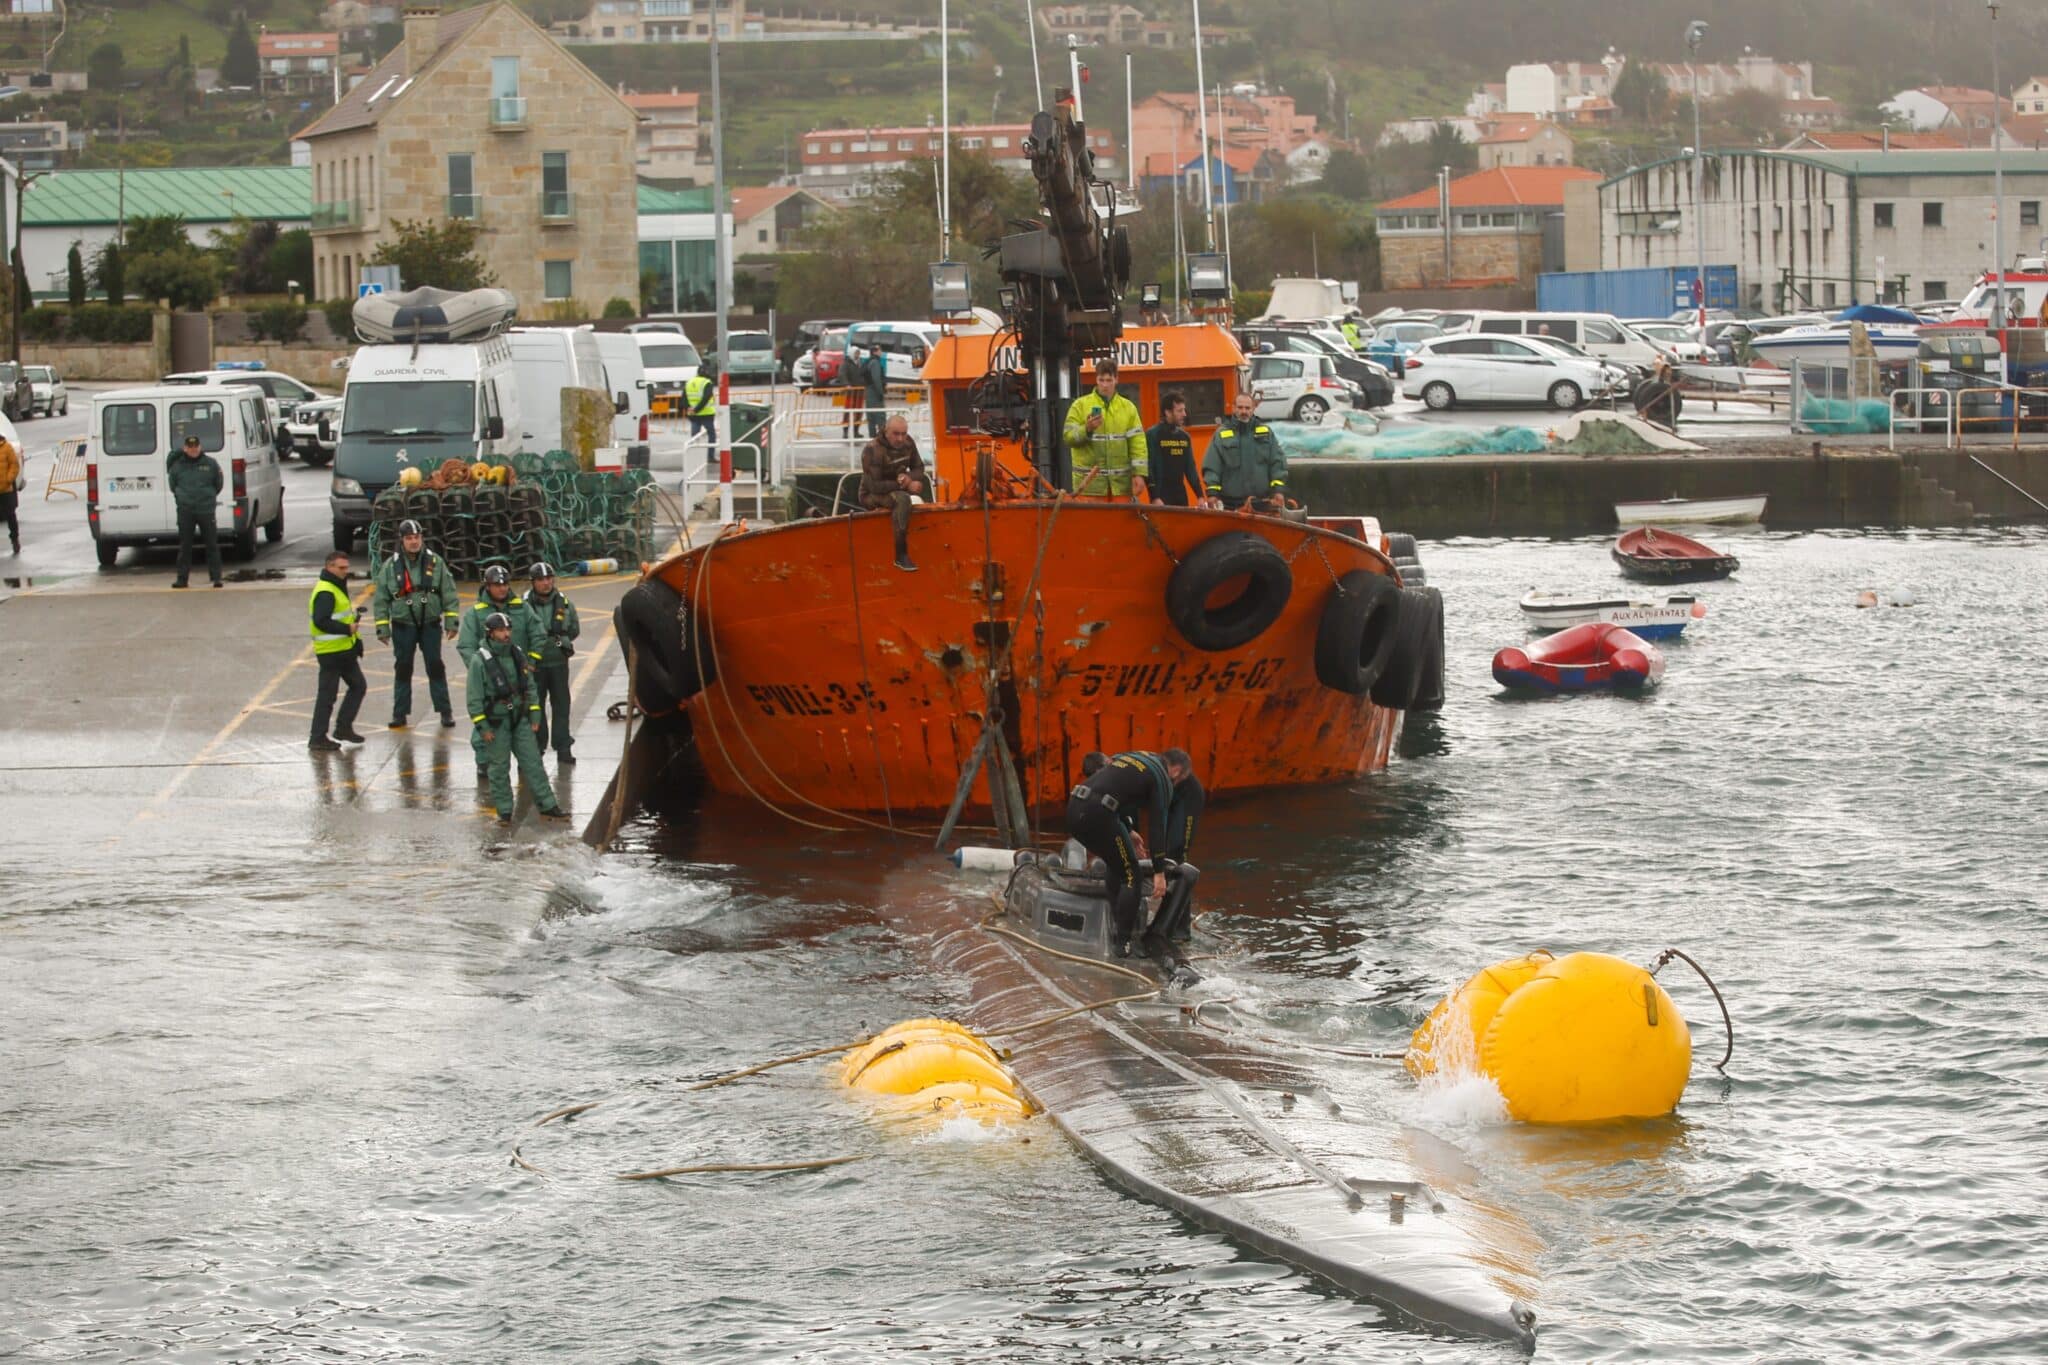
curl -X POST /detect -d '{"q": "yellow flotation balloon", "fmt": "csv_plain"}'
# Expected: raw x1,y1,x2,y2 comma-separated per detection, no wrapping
397,466,423,489
840,1017,1027,1111
1409,951,1692,1124
913,1081,1033,1118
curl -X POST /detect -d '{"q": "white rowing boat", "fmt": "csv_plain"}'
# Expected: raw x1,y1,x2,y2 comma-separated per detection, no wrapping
1613,493,1766,527
1519,589,1705,640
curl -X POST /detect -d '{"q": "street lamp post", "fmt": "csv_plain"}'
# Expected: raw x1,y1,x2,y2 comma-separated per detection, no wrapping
1687,20,1708,327
1989,1,2006,323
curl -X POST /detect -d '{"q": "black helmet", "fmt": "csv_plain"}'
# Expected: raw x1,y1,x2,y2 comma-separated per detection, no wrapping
484,611,511,632
483,565,510,585
397,519,423,537
530,561,555,579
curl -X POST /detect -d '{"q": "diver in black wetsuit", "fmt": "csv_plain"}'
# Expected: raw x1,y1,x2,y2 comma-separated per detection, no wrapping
1066,748,1206,956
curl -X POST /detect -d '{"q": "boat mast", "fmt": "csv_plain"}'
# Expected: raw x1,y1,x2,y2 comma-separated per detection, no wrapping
1192,0,1214,249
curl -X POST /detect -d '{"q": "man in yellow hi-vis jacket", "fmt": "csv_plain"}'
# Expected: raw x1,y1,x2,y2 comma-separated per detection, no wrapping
1062,358,1149,500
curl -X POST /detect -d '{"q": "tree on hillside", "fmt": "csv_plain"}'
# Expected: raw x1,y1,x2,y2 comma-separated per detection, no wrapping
223,18,260,88
1612,62,1670,121
92,242,126,307
369,218,496,291
87,42,123,91
1715,88,1786,141
125,215,192,257
1320,149,1371,202
777,151,1038,320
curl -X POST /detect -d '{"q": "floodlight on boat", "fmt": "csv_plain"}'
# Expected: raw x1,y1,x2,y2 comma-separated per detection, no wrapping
1140,281,1162,308
1188,252,1229,301
930,260,972,320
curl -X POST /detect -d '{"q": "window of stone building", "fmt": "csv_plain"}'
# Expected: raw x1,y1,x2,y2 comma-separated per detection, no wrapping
2023,201,2041,228
542,152,570,217
448,154,475,217
1873,202,1893,228
1922,202,1943,227
1923,280,1946,300
492,56,520,102
544,260,572,300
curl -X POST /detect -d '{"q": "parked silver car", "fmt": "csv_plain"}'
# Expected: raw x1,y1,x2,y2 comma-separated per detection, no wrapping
24,364,67,417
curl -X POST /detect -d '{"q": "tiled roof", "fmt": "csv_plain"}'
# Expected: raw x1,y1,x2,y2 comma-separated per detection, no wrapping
259,32,339,59
731,185,800,223
23,167,311,226
1479,118,1554,144
1793,130,1963,150
1376,165,1598,212
626,91,699,110
295,2,494,139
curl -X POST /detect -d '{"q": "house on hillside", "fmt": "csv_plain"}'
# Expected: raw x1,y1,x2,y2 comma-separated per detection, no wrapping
568,0,761,42
2015,78,2048,117
1503,58,1622,118
295,1,638,313
1883,87,2012,146
258,32,341,98
731,186,831,255
1477,119,1574,170
798,122,1119,202
1780,129,1964,153
1374,165,1597,289
1639,56,1818,102
625,89,706,180
1377,116,1482,148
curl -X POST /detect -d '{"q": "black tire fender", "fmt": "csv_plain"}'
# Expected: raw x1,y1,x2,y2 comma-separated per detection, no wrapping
1384,532,1418,562
1408,587,1447,713
616,576,716,713
1166,532,1293,652
1370,585,1442,709
1313,570,1401,695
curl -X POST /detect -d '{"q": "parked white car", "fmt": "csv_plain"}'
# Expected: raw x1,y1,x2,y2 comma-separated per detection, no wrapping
163,365,331,453
1401,334,1614,411
283,395,341,466
1245,351,1355,422
1624,320,1713,362
24,364,67,417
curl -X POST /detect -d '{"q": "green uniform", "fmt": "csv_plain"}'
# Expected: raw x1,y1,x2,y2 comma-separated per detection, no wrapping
1062,390,1149,498
1203,421,1289,506
371,548,460,722
465,637,559,820
459,591,528,773
521,587,581,760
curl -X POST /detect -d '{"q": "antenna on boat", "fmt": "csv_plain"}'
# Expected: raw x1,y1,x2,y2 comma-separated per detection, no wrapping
1024,0,1043,110
940,0,951,261
1192,0,1215,250
710,7,732,523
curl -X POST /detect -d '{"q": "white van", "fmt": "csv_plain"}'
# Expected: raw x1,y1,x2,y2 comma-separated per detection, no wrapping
1459,312,1669,372
846,321,941,386
1257,278,1357,326
88,384,287,568
592,329,652,456
508,327,620,460
633,331,701,414
329,335,522,551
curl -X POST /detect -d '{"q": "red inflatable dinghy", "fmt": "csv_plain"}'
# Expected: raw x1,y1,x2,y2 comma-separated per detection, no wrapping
1492,622,1665,693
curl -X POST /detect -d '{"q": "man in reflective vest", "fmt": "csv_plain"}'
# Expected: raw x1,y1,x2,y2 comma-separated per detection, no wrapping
466,611,568,826
1341,318,1363,351
308,549,367,752
1203,390,1289,514
371,518,459,729
1062,357,1149,500
683,372,716,448
521,561,581,764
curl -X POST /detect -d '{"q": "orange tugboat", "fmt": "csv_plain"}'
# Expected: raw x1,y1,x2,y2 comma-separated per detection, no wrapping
616,98,1441,833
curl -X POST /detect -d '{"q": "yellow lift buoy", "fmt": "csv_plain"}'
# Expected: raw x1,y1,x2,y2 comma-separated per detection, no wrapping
840,1018,1031,1119
1407,951,1692,1124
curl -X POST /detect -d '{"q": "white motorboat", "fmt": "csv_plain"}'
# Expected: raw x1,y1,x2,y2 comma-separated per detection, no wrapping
1614,493,1767,527
1519,589,1706,640
1745,304,1923,371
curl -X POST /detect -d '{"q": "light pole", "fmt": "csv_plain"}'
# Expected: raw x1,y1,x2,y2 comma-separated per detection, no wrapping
1687,20,1708,327
1989,1,2006,323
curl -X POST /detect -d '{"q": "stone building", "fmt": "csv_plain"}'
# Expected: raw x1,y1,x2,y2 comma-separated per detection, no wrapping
296,2,639,316
1375,166,1597,290
1594,149,2048,309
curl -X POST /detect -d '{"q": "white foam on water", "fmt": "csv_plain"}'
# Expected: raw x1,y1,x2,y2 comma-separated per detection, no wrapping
541,859,732,939
1412,1070,1510,1128
913,1112,1023,1145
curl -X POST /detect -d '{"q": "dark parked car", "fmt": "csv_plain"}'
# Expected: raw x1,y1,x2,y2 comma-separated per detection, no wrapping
1237,325,1395,408
0,361,33,421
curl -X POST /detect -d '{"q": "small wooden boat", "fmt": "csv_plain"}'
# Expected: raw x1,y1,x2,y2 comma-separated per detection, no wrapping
1519,589,1705,640
1493,622,1664,693
1611,526,1739,582
1614,493,1767,527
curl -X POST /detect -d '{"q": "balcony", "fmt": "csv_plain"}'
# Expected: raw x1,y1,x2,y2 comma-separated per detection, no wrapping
540,189,575,224
446,193,482,220
488,95,527,129
310,199,362,232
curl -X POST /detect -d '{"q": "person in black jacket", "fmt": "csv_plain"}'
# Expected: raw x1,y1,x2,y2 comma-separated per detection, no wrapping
307,551,367,751
1146,390,1205,507
1066,748,1205,956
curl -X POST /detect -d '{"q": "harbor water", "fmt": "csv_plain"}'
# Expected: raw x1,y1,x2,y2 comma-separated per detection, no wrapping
4,528,2045,1361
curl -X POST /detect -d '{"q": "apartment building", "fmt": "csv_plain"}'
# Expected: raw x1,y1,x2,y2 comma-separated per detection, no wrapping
798,122,1120,202
296,2,638,314
258,32,341,97
625,89,706,180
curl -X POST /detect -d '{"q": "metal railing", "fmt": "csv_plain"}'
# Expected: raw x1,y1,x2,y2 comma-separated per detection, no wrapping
540,189,575,221
446,192,482,220
488,95,527,127
310,198,361,231
44,437,85,500
1885,386,1962,449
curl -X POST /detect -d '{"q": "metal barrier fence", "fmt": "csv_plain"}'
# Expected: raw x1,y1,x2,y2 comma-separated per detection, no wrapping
45,438,86,500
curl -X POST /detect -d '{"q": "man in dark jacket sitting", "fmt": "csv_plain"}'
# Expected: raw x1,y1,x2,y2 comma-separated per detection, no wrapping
858,412,928,573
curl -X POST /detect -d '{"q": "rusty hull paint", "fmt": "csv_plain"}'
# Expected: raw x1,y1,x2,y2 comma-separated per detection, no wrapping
652,502,1401,818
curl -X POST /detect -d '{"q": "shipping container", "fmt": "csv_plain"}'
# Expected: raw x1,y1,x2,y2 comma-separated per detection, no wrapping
1537,266,1739,319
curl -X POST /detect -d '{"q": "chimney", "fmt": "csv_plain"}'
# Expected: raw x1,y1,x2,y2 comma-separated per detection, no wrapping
404,4,440,76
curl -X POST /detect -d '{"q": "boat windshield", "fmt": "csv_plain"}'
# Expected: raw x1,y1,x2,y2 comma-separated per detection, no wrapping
341,380,476,439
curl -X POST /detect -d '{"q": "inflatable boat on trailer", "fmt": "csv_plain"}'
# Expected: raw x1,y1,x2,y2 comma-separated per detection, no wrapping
934,855,1540,1347
351,286,518,345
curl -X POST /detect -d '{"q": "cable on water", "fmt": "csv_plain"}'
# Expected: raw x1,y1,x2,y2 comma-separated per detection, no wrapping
1649,946,1734,1072
617,1154,869,1182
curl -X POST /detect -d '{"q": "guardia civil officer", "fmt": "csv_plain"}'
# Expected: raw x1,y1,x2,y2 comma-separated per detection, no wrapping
371,519,459,728
458,565,530,782
465,611,567,825
1203,390,1289,514
1066,748,1205,956
522,562,580,763
307,549,367,751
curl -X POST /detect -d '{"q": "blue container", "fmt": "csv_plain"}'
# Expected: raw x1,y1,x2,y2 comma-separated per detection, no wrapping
1537,266,1738,318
